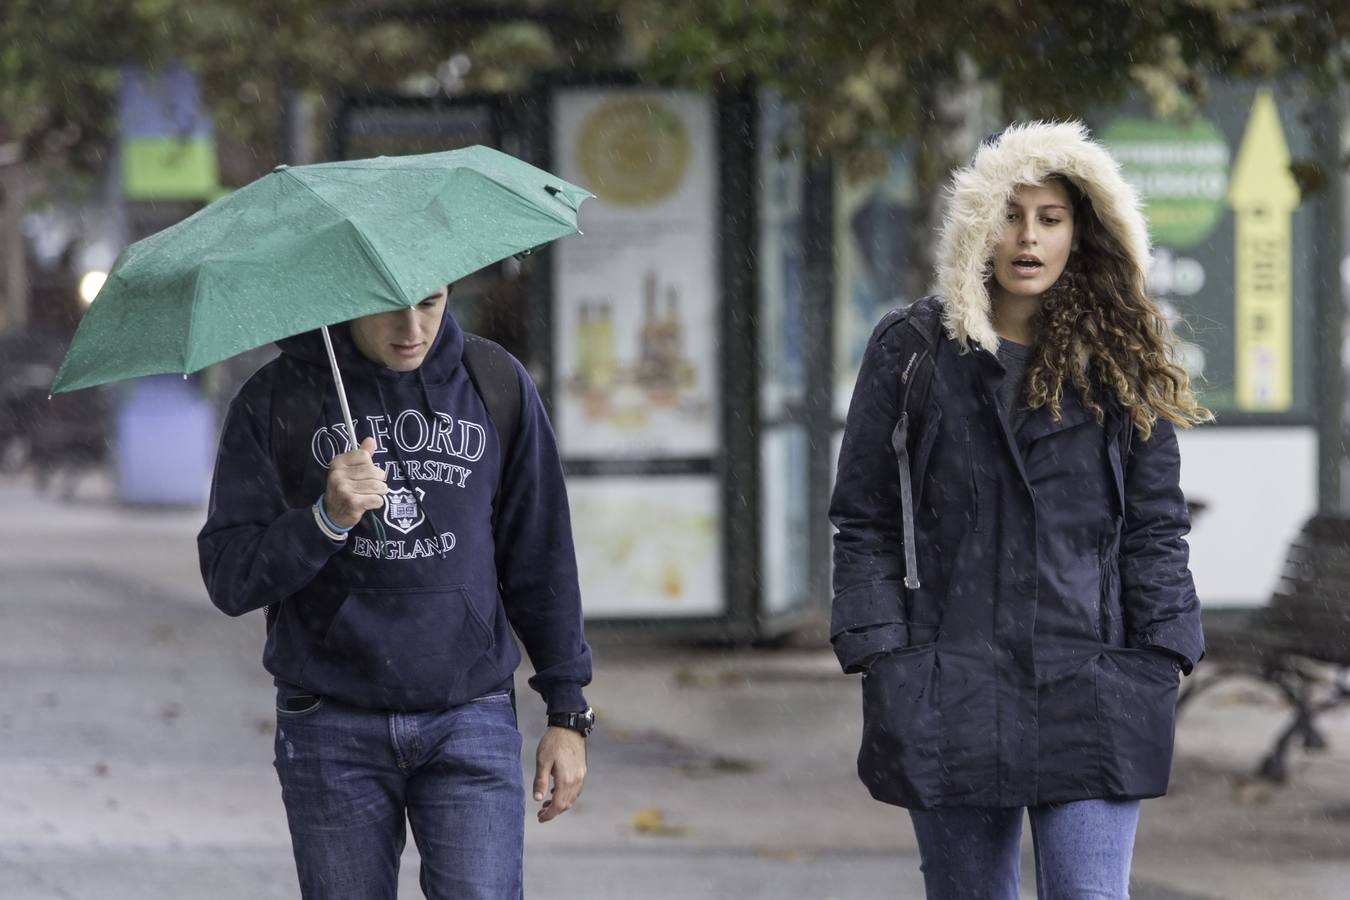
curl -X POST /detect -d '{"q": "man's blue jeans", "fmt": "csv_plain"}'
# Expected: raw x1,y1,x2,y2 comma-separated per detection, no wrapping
273,685,524,899
909,799,1141,900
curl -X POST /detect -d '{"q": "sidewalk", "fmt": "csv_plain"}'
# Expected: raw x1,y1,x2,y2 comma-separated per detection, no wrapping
1,472,1348,898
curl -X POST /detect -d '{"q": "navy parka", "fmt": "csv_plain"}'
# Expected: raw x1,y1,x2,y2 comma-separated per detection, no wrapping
830,297,1205,810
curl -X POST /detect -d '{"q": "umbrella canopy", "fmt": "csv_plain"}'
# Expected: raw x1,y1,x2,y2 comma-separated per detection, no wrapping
51,146,591,394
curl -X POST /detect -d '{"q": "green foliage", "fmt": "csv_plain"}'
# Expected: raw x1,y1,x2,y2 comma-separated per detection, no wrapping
627,0,1350,156
0,0,189,165
5,0,1346,181
464,22,559,93
0,0,584,178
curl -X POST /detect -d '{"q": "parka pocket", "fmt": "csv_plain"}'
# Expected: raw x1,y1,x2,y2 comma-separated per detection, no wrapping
858,643,943,804
320,585,493,701
1098,521,1123,644
1095,647,1180,797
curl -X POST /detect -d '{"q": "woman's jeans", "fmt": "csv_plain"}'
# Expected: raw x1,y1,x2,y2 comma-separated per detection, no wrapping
273,685,525,900
909,799,1141,900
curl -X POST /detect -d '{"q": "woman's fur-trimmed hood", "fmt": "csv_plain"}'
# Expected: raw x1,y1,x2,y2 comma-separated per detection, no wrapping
935,120,1151,352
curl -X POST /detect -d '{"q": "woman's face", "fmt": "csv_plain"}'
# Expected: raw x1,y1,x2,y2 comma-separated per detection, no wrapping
990,180,1076,304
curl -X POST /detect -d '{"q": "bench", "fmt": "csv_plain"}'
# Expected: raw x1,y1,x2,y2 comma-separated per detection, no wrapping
1176,514,1350,782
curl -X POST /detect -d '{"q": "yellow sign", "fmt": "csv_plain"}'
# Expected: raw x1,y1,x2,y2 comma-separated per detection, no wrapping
1227,89,1300,411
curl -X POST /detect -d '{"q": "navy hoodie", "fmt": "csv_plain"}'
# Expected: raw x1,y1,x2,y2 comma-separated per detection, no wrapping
197,308,591,714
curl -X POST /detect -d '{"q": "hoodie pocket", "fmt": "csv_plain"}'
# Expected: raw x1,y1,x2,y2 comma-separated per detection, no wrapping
320,584,493,700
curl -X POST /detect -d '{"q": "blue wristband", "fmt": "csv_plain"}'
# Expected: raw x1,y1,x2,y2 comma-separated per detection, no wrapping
317,495,354,533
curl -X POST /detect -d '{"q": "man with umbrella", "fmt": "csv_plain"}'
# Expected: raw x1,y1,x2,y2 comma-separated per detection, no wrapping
199,281,592,898
53,148,596,899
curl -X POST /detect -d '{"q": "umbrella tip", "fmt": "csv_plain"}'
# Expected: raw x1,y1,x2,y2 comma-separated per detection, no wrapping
273,164,289,172
545,185,561,196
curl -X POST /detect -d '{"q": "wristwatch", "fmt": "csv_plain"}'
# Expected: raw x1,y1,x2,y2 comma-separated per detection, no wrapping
547,707,595,737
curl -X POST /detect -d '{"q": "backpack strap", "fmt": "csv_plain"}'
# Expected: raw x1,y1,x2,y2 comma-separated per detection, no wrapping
899,295,942,424
886,295,943,591
264,354,330,633
460,333,523,527
269,355,331,511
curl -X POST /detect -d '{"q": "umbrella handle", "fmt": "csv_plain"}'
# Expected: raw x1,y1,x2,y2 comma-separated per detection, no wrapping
320,325,387,544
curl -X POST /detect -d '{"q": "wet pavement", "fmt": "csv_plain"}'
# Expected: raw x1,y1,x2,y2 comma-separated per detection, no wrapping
1,473,1348,898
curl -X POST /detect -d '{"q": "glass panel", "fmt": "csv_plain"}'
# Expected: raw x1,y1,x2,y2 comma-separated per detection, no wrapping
833,145,920,419
761,424,810,615
757,90,807,421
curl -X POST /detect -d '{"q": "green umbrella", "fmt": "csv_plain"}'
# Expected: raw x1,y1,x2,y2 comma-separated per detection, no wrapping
52,145,591,404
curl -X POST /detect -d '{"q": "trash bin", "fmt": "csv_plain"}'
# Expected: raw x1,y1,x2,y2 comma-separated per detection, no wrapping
115,375,216,506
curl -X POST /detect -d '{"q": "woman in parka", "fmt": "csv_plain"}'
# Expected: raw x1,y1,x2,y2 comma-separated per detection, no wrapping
829,121,1210,899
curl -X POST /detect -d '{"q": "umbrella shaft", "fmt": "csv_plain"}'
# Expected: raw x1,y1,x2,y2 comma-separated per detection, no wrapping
320,326,358,447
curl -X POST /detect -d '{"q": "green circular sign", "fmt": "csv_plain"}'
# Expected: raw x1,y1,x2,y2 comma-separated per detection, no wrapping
1101,117,1230,248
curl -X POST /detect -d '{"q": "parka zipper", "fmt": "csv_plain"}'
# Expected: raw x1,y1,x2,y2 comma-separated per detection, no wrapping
963,417,984,533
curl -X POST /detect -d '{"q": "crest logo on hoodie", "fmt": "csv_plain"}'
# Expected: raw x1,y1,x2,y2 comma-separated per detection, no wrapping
383,486,427,534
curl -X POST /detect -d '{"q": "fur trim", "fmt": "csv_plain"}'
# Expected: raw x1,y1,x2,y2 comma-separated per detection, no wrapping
934,120,1151,353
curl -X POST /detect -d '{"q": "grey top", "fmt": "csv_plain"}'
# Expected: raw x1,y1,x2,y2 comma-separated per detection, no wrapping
996,339,1034,434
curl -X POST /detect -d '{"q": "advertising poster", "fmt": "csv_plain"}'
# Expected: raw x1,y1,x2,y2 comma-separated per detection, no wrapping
552,88,720,459
120,66,220,202
1098,83,1317,417
567,478,722,618
552,87,723,618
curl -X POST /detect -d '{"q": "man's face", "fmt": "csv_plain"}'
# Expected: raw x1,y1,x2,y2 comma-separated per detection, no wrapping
350,286,448,371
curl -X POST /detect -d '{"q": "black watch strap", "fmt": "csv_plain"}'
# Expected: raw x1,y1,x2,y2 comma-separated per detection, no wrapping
547,707,595,737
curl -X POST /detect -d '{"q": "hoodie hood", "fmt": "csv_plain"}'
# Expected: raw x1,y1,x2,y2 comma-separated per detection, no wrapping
935,120,1152,353
275,304,466,385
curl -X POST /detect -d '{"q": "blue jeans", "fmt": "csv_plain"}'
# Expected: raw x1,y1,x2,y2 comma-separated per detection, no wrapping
909,799,1141,900
273,685,524,899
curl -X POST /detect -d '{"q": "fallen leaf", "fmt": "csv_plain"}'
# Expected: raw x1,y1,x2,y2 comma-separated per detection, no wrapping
631,807,693,838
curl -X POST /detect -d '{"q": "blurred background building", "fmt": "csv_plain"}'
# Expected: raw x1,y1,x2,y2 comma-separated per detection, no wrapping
2,0,1349,638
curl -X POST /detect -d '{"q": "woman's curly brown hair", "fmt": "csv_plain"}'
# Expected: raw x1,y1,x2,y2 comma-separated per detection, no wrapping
1019,176,1213,440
